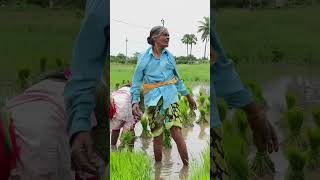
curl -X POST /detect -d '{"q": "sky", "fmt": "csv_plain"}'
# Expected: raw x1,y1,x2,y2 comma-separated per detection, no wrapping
110,0,210,58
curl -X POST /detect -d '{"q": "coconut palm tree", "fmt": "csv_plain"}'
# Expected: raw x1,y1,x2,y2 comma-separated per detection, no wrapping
181,34,190,57
198,16,209,59
189,34,197,57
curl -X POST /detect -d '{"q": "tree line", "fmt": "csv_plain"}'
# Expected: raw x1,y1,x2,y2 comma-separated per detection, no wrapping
212,0,319,9
0,0,86,9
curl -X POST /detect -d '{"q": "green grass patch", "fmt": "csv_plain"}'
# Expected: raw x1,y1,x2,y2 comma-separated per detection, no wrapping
109,150,153,180
110,63,209,90
189,147,210,180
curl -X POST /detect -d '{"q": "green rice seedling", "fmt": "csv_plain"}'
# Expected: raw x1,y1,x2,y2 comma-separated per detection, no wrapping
286,107,305,148
55,58,63,69
115,83,120,90
140,115,152,138
250,150,275,178
163,128,172,149
198,95,206,107
306,128,320,169
198,107,207,123
223,122,251,180
120,131,134,149
110,151,152,180
233,109,249,143
312,108,320,127
285,146,307,180
17,68,30,90
286,92,297,110
246,81,266,107
39,56,47,73
189,147,210,180
180,100,193,127
217,99,227,122
206,101,210,115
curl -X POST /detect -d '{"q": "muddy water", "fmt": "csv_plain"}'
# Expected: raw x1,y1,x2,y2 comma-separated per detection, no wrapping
262,76,320,180
134,122,210,180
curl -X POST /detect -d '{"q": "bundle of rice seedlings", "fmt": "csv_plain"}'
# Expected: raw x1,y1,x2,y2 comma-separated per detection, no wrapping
286,92,297,110
205,101,210,116
250,150,275,178
198,107,207,123
140,115,152,138
312,108,320,128
163,128,172,149
286,107,305,148
198,95,206,107
306,128,320,169
121,131,134,149
180,100,193,127
285,146,306,180
110,151,152,180
217,99,227,122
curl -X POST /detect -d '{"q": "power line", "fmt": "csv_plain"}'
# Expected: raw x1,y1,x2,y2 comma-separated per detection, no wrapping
111,18,149,30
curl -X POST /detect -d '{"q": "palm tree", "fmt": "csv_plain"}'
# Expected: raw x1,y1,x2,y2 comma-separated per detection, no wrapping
181,34,190,57
198,16,209,59
189,34,197,57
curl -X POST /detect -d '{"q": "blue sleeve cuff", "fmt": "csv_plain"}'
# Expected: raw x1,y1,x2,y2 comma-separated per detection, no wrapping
224,87,253,108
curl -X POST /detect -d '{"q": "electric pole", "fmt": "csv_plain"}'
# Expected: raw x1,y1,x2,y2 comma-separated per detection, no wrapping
125,37,128,64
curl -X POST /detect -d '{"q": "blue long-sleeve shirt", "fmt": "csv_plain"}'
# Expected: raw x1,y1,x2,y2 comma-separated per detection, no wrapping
130,47,189,109
211,14,253,128
64,0,109,137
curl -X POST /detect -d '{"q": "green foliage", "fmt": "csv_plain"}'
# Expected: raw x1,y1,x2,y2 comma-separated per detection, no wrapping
180,99,193,127
286,92,297,110
286,146,306,180
17,67,30,89
286,107,305,148
39,56,47,73
306,128,320,169
163,128,172,149
55,58,63,69
246,81,266,107
198,107,207,123
217,99,227,122
312,108,320,127
287,108,304,137
223,120,250,180
198,95,206,106
234,109,249,143
110,151,152,180
189,147,210,180
121,131,134,149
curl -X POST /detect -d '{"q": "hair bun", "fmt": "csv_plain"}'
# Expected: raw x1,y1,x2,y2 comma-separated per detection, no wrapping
147,36,152,45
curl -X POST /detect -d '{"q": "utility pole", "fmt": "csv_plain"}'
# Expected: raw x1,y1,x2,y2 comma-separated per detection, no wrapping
161,18,165,26
125,37,128,64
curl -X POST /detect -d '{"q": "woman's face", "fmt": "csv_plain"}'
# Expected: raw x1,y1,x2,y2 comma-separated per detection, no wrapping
154,30,170,48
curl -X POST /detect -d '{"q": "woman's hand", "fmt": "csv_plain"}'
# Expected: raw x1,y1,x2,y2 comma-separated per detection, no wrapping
243,103,279,153
132,103,143,118
186,94,197,110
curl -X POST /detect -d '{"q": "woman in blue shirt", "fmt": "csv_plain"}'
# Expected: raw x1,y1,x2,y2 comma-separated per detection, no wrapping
211,11,279,179
131,26,197,166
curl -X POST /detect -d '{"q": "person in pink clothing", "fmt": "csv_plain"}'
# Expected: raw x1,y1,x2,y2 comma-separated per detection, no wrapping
110,84,141,148
1,70,107,180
